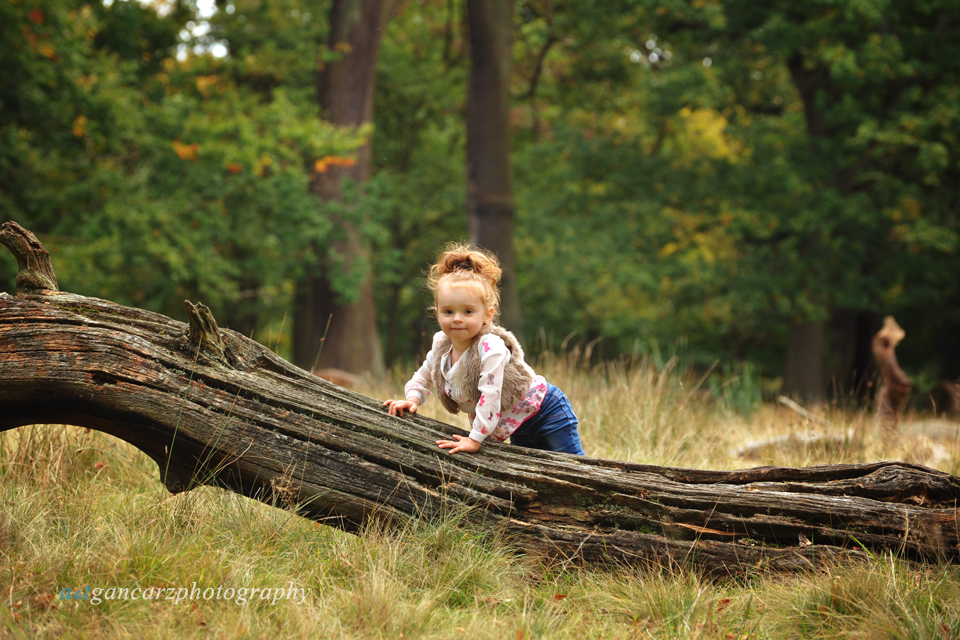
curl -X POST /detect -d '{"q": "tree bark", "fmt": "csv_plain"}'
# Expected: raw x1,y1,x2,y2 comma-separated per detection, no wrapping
466,0,523,333
3,222,959,577
783,320,825,403
825,307,857,398
293,0,392,377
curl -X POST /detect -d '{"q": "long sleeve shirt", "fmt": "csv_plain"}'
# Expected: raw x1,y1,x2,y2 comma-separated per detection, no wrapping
404,333,548,443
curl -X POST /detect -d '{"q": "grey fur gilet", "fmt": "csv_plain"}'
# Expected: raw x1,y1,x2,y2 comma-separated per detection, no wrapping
430,325,535,415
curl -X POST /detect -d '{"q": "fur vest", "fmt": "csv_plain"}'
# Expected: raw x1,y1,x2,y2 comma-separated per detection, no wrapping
430,325,535,416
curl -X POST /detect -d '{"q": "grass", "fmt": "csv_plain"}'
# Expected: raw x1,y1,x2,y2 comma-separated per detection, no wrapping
2,355,960,638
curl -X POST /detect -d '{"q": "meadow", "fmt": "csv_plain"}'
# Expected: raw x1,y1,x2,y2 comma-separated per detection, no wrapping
2,354,959,639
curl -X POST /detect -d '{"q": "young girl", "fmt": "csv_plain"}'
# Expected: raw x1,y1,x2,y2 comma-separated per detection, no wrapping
383,244,585,456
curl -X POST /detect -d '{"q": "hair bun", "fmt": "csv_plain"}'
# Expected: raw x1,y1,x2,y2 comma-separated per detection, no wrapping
451,257,475,272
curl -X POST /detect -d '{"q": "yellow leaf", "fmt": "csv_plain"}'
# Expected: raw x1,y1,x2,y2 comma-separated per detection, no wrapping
196,75,218,95
658,242,678,257
676,108,742,163
314,155,357,173
72,115,87,137
172,140,200,161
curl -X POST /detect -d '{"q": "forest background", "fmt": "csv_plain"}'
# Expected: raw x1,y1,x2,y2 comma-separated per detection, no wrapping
2,0,958,406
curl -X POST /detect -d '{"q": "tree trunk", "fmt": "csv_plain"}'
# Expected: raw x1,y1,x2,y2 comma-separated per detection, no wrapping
822,309,881,404
825,307,857,398
940,292,960,383
783,320,825,403
465,0,523,333
854,310,882,401
779,54,836,401
3,222,960,577
293,0,391,376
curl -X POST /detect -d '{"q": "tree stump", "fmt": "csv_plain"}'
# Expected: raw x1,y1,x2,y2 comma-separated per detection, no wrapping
873,316,911,431
1,221,958,577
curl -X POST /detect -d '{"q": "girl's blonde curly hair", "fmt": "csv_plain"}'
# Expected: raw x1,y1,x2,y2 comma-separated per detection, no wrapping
427,243,502,319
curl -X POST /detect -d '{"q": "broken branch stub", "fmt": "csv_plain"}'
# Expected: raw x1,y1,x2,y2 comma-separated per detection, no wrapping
0,221,59,294
1,221,959,577
184,300,227,363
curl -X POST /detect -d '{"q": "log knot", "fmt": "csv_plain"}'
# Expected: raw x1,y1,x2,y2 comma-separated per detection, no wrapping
0,221,59,294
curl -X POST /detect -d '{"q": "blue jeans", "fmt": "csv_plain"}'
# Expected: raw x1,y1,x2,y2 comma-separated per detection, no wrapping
509,384,585,455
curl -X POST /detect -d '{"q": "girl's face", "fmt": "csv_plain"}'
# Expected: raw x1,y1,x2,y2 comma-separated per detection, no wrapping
435,280,494,348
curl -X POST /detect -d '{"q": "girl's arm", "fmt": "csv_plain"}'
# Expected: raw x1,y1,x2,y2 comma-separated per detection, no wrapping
436,410,481,453
403,351,435,405
467,335,508,444
383,350,434,416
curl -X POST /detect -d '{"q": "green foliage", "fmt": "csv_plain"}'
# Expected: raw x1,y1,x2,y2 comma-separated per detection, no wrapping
59,76,364,325
1,0,370,342
91,0,185,77
0,2,141,228
507,0,959,376
205,0,327,99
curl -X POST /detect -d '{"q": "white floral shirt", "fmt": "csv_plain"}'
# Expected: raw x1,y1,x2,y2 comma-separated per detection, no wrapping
405,332,548,443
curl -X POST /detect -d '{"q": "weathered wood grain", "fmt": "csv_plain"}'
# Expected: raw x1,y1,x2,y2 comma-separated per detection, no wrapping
1,221,958,577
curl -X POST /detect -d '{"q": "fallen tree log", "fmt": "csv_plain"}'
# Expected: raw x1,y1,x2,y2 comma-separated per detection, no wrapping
1,221,958,577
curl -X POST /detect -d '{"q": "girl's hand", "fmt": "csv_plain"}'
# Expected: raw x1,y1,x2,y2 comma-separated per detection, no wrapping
436,434,481,454
383,398,419,416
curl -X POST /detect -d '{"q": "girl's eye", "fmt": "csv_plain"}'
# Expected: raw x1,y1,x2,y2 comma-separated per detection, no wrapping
464,309,473,314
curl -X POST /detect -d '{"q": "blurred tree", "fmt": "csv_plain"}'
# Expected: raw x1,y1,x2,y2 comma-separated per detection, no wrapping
0,0,185,294
510,1,756,359
370,0,471,364
293,0,398,376
466,0,523,332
